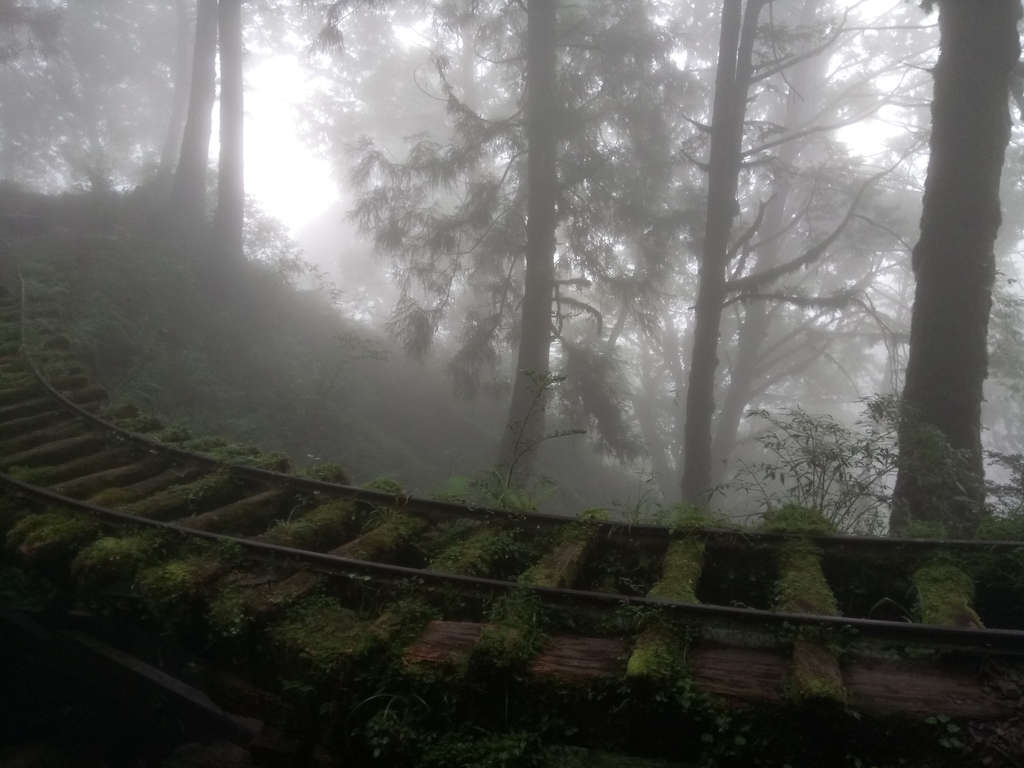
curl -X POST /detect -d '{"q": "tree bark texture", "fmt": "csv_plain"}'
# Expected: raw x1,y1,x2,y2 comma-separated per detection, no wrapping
169,0,217,226
155,0,193,198
892,0,1021,535
496,0,558,479
212,0,246,261
681,0,765,504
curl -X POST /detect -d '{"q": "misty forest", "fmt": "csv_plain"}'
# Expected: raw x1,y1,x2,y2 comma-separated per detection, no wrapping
3,0,1024,536
7,0,1024,766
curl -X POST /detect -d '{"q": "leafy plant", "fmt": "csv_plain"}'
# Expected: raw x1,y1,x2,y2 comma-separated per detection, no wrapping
730,397,898,534
485,371,583,511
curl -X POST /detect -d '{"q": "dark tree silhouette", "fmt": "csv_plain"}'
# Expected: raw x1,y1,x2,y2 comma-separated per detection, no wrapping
892,0,1022,535
496,0,558,477
169,0,217,225
681,0,767,503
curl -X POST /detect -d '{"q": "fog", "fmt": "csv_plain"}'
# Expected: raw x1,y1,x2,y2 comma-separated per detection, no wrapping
2,0,1023,529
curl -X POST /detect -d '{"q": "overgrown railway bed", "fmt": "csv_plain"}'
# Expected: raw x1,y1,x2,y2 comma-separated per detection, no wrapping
2,264,1024,766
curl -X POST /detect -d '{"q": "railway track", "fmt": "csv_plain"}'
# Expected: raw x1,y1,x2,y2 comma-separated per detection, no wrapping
2,264,1024,766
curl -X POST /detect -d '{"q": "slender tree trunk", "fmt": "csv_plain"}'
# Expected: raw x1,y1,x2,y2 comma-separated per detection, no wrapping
636,339,677,499
212,0,245,260
155,0,193,198
169,0,217,227
710,0,822,486
891,0,1021,536
680,0,765,504
496,0,558,481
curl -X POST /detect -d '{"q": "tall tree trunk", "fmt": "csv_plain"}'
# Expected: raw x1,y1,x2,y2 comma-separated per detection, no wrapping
155,0,193,198
169,0,217,227
496,0,558,481
680,0,765,504
212,0,245,260
710,0,823,487
891,0,1021,536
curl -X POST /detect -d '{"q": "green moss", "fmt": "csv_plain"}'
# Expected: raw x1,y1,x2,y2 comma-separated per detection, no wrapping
259,500,357,549
625,627,688,680
518,521,600,588
364,476,405,495
208,570,322,637
103,402,141,420
0,496,30,538
473,624,530,668
774,541,839,616
181,437,291,473
761,504,836,536
914,561,982,627
788,640,846,704
71,532,163,588
270,598,377,676
665,503,734,532
207,584,250,637
430,525,516,577
300,462,352,485
977,512,1024,541
646,538,704,603
370,597,435,646
87,487,139,508
899,520,949,539
6,510,102,567
120,470,241,520
135,552,223,625
339,512,427,561
153,425,191,443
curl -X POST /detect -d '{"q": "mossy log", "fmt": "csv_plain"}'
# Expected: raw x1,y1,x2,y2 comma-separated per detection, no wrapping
519,523,599,588
6,510,103,570
647,537,705,602
429,524,513,577
773,541,844,702
89,464,209,507
51,456,168,500
269,600,377,677
0,432,107,469
914,560,983,627
177,488,289,535
10,447,135,487
774,541,839,617
625,627,688,680
256,500,357,551
330,512,428,563
119,471,245,521
207,570,322,636
71,532,163,589
0,418,85,455
0,410,67,441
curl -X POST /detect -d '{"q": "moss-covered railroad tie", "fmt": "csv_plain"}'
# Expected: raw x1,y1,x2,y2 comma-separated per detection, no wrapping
913,559,983,628
330,510,428,562
518,519,600,588
774,538,845,702
626,535,705,679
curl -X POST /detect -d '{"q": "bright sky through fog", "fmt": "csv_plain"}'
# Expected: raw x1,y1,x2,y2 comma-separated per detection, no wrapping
233,56,338,234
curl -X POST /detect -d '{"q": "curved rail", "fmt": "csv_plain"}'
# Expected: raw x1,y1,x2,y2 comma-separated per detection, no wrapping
12,269,1024,553
0,270,1019,657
